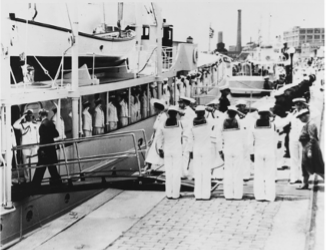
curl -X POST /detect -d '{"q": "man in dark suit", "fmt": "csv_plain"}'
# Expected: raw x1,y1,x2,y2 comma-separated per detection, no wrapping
32,109,62,186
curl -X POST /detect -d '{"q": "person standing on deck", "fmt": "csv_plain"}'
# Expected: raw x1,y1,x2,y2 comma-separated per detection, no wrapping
51,106,66,141
107,96,118,131
157,106,183,199
296,109,324,189
13,109,39,182
250,107,278,202
218,86,231,113
221,106,245,200
143,99,167,173
186,105,213,200
82,101,92,137
94,99,105,135
32,109,62,186
178,96,196,178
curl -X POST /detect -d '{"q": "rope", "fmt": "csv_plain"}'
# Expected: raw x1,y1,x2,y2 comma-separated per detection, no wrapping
33,55,54,81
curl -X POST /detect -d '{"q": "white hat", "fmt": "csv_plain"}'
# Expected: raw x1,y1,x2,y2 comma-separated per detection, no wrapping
264,76,270,79
236,99,247,106
24,109,33,115
296,108,309,118
207,99,219,105
220,85,230,91
227,105,238,112
292,97,306,103
195,105,206,112
150,98,166,109
179,96,195,104
163,78,168,82
167,105,179,112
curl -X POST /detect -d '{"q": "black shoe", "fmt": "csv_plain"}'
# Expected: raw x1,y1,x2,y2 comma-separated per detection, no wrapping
290,180,302,185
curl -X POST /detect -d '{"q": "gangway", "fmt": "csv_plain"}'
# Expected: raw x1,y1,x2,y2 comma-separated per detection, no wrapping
10,129,207,200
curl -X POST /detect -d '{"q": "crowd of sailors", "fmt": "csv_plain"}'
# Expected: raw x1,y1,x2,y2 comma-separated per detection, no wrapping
144,58,324,201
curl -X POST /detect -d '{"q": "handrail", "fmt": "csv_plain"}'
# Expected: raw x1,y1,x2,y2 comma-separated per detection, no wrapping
12,129,148,183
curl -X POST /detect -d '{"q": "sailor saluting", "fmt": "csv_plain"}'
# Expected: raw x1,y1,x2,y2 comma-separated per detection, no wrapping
143,99,167,173
13,109,39,182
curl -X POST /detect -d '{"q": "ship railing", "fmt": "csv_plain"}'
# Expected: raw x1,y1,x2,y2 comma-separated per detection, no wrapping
191,85,274,108
11,129,148,185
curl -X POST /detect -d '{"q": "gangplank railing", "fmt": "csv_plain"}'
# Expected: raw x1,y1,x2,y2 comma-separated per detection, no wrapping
12,129,148,185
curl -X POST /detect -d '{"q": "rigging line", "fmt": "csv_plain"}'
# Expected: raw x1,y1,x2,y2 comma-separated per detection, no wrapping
33,55,54,81
137,46,158,75
150,3,157,25
65,3,75,44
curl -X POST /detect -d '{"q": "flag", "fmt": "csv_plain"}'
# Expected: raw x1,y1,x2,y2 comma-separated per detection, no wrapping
209,27,214,39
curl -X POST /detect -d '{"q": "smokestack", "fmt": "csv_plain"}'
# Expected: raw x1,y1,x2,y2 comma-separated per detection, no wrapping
218,32,223,43
237,9,242,52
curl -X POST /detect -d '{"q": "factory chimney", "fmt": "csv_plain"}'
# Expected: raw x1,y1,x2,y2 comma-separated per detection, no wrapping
218,32,223,43
237,9,242,52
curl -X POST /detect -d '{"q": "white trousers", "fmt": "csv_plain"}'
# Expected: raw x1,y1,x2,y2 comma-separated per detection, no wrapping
223,154,243,200
254,155,276,202
181,137,190,177
120,117,128,127
289,139,302,183
243,147,251,180
108,122,117,131
194,153,211,200
165,154,182,199
211,141,224,179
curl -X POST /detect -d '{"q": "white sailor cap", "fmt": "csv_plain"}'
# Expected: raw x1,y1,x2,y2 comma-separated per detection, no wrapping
178,96,196,104
167,105,179,112
296,108,309,118
195,105,206,112
292,97,306,103
163,78,168,82
227,105,238,112
150,98,166,109
207,99,219,105
220,85,230,91
236,99,247,106
180,75,186,78
264,76,270,79
23,109,34,115
38,108,49,115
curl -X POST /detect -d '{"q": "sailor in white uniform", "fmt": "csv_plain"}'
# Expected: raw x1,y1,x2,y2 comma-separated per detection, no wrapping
13,109,39,181
119,97,129,127
251,107,278,202
235,99,252,181
221,106,245,200
51,107,66,140
186,105,213,200
107,97,118,131
94,99,105,135
178,96,197,178
144,99,167,172
157,106,183,199
184,76,191,98
141,90,148,119
206,100,224,180
162,78,171,107
82,101,92,137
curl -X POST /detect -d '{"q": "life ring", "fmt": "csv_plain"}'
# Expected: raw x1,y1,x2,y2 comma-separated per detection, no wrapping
193,48,198,63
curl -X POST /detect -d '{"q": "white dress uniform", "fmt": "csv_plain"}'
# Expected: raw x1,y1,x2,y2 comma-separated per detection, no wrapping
288,111,305,183
179,79,185,97
251,119,278,202
185,79,191,98
162,84,170,106
82,109,92,137
207,111,225,179
13,121,39,156
187,115,213,200
180,106,196,177
141,93,148,119
51,114,66,140
221,116,245,200
130,96,137,123
135,95,141,121
119,99,129,126
145,111,168,166
157,119,183,199
94,105,105,134
108,102,118,131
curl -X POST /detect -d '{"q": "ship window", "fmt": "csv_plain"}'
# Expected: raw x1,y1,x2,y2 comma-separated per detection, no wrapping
300,29,306,34
300,35,306,40
307,35,313,39
26,210,33,222
307,29,313,34
142,27,150,40
169,30,172,40
315,35,320,39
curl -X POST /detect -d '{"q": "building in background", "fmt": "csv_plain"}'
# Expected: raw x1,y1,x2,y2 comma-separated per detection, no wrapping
283,26,325,50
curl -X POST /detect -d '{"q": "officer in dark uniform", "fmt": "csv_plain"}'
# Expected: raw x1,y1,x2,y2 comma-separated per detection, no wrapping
218,86,231,113
32,109,62,186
